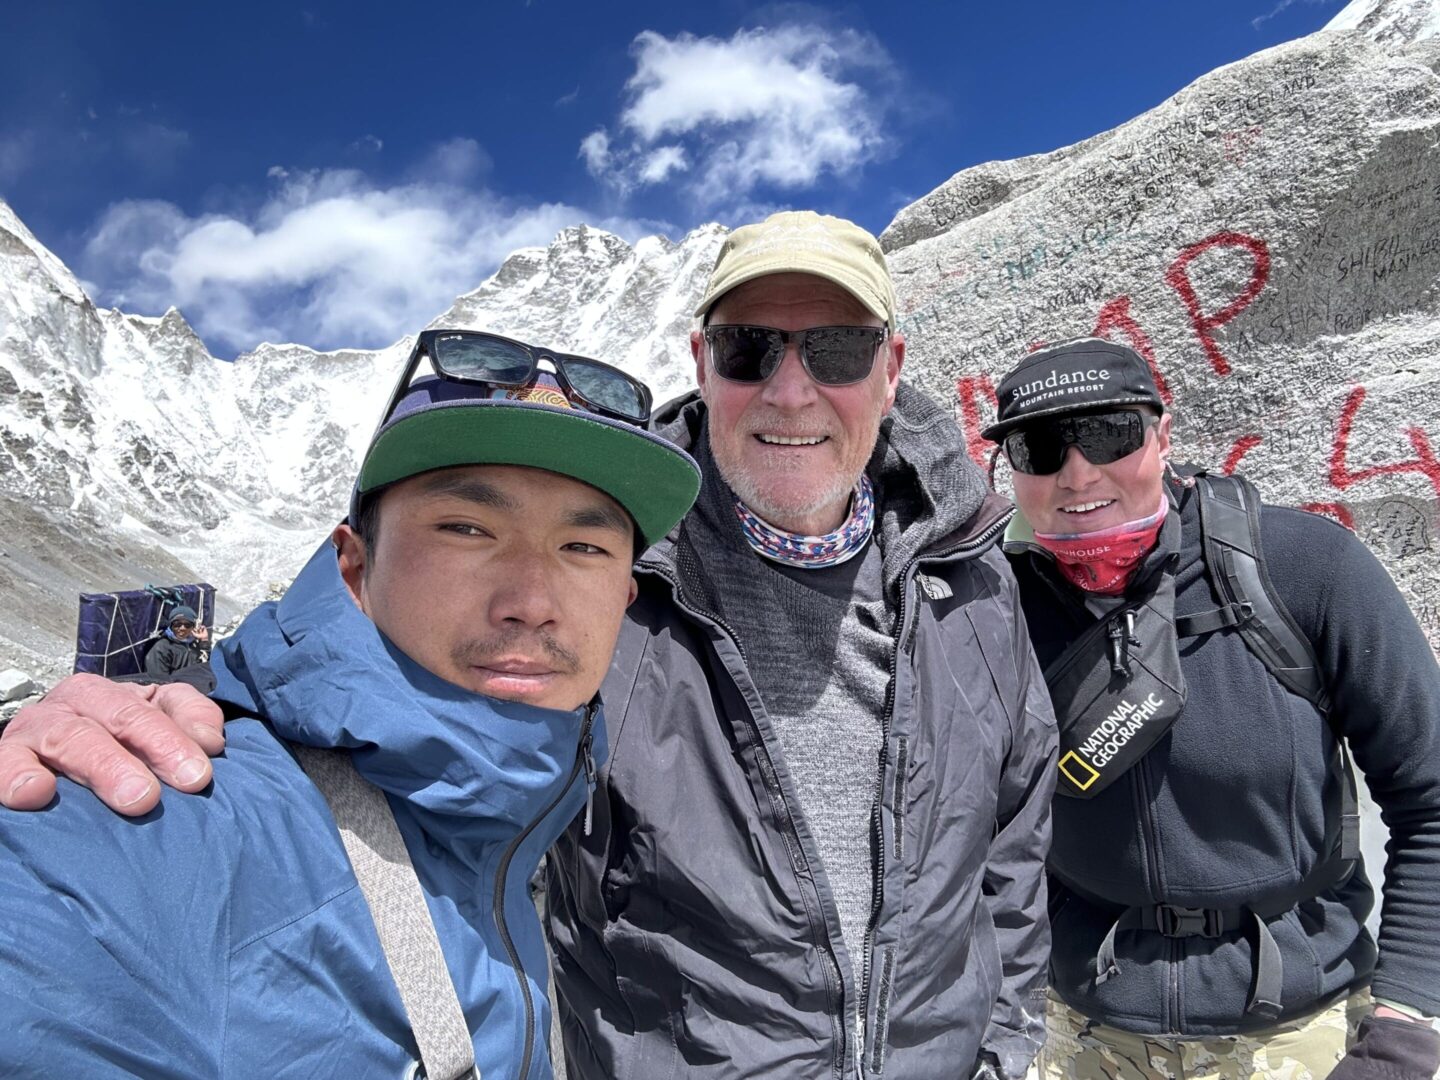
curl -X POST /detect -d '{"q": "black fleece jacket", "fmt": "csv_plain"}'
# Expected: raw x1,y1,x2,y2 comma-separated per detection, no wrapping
1007,473,1440,1034
143,635,210,680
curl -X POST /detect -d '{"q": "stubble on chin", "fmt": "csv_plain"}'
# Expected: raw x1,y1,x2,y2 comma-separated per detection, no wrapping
714,448,859,531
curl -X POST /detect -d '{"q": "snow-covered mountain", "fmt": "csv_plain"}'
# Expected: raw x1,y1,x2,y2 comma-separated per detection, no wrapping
0,201,723,679
1326,0,1440,42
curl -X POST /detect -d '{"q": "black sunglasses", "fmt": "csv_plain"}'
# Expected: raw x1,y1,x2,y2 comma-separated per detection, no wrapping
376,329,653,432
1003,410,1157,475
171,620,196,630
703,324,887,387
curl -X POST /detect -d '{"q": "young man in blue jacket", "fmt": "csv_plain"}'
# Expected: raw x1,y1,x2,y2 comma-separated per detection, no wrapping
0,332,700,1080
987,338,1440,1080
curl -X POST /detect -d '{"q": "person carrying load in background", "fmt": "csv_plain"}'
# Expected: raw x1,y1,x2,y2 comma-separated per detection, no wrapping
142,604,213,686
71,583,217,680
985,338,1440,1080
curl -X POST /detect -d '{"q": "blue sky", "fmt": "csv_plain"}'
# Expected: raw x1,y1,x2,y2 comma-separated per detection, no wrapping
1,0,1350,357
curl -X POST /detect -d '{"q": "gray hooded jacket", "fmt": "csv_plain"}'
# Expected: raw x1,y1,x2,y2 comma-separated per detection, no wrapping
545,384,1058,1079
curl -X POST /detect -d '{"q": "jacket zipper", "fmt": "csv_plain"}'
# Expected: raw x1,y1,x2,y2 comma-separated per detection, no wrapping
492,700,598,1080
856,509,1013,1075
640,561,850,1079
1030,526,1184,1032
581,727,597,836
1132,754,1177,1030
1170,936,1181,1034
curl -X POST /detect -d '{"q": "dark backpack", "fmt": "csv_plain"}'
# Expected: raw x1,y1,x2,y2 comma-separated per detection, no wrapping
1084,471,1360,1021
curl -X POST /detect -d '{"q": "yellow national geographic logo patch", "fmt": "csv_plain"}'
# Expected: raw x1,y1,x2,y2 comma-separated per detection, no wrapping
1058,751,1101,791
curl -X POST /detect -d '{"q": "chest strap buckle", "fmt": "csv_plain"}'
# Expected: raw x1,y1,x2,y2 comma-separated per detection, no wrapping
1153,904,1224,938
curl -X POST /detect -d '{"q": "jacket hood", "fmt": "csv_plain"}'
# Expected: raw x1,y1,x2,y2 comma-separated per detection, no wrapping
212,543,606,845
650,382,998,570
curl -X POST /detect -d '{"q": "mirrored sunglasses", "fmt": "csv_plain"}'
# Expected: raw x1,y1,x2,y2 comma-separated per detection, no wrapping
1003,410,1157,476
376,329,653,432
427,330,651,422
703,324,887,387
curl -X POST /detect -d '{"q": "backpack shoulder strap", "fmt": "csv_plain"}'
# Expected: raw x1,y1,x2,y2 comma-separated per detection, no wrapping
293,745,478,1080
1178,473,1329,711
1178,472,1358,863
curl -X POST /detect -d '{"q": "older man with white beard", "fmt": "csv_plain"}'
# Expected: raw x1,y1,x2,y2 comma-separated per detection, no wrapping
1,211,1057,1080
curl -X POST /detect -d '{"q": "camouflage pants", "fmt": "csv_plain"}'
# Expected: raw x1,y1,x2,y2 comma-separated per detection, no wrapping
1032,990,1373,1079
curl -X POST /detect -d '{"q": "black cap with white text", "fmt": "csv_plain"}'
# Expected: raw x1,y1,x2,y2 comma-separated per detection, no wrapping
982,338,1165,442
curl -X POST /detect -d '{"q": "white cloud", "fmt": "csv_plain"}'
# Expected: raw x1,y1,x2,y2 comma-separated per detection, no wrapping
118,121,190,175
414,136,491,184
81,152,661,355
579,129,612,176
584,24,894,210
0,131,34,183
1252,0,1340,30
638,145,688,184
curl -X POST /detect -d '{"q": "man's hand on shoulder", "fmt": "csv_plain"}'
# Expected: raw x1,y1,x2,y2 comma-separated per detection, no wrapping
0,674,224,815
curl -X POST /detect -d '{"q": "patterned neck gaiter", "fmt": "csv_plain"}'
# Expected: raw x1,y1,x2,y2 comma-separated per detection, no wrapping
1033,493,1168,595
734,474,876,570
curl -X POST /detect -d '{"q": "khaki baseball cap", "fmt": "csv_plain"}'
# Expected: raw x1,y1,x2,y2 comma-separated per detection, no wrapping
694,210,897,326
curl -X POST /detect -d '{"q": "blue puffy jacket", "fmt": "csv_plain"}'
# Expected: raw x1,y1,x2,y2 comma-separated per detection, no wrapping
0,544,605,1079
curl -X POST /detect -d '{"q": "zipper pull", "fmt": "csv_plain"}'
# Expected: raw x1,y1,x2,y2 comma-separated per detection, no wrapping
904,616,919,656
1106,611,1133,678
581,706,598,836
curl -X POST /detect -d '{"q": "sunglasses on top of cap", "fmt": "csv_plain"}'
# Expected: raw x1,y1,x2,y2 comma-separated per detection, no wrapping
376,329,653,432
1003,409,1158,476
703,324,888,387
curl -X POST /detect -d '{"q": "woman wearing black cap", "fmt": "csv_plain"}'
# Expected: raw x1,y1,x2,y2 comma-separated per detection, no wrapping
989,337,1440,1080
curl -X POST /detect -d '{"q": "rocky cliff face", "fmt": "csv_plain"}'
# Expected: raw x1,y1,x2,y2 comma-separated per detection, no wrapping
883,4,1440,649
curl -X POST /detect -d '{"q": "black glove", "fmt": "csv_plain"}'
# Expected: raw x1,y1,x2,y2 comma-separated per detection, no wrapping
1329,1015,1440,1080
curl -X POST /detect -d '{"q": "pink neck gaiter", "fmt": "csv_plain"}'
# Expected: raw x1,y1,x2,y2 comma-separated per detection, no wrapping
1033,495,1168,595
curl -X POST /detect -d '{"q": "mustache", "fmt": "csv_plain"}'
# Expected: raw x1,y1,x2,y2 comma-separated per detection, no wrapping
450,627,581,674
